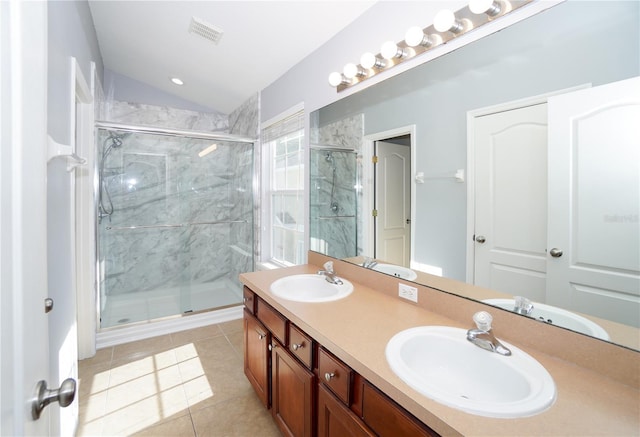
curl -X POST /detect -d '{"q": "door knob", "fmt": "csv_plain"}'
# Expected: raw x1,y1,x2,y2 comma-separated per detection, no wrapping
475,235,486,244
31,378,76,419
549,248,563,258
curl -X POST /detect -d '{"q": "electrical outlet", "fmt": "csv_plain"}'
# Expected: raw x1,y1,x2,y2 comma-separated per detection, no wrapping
398,283,418,303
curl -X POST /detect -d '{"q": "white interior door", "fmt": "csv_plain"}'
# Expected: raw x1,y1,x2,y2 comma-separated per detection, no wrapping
375,141,411,267
1,1,51,435
547,76,640,326
473,103,548,301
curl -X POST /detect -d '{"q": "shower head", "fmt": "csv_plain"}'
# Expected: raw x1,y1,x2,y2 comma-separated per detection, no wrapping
110,136,123,148
108,131,131,148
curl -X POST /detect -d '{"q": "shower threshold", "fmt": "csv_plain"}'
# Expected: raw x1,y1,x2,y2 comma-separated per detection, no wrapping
100,278,243,328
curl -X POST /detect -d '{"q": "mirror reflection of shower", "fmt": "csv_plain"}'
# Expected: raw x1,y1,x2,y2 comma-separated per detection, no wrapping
309,147,358,259
325,151,340,213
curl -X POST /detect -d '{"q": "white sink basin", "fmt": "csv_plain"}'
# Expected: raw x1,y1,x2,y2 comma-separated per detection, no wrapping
269,274,353,303
386,326,556,418
483,299,610,341
372,264,418,281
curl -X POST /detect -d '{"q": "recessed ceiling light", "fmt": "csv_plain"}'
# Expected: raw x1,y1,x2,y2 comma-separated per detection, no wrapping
170,77,184,86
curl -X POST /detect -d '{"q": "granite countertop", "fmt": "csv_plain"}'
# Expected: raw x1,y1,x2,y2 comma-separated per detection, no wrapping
240,263,640,436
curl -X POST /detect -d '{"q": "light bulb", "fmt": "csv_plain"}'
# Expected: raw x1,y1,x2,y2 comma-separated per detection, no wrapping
405,26,440,48
328,72,347,87
360,52,386,70
405,26,425,47
381,41,406,60
343,63,365,79
434,9,464,34
170,77,184,86
469,0,502,16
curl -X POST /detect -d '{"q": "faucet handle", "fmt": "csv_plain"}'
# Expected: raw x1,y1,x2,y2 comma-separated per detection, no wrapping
473,311,493,331
514,296,534,315
323,261,334,273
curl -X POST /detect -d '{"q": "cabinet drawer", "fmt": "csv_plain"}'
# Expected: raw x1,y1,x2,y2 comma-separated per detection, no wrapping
362,382,438,437
243,287,256,314
318,347,352,405
289,324,314,369
256,298,287,345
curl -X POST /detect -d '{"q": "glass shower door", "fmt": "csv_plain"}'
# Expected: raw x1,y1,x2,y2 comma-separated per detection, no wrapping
97,128,253,328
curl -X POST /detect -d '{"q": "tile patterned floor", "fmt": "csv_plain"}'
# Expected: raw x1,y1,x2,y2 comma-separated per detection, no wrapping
78,319,281,436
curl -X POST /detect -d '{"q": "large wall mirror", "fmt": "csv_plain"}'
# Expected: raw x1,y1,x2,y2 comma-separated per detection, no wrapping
309,1,640,351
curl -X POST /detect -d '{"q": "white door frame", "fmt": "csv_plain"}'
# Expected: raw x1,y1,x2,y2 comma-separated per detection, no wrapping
465,85,591,283
74,59,97,360
362,125,416,263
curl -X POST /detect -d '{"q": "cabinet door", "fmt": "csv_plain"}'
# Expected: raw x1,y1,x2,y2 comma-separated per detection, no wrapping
318,384,374,437
271,340,315,437
361,382,438,437
244,310,270,408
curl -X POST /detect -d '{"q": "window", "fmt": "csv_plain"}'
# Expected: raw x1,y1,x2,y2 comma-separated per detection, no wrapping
262,109,305,265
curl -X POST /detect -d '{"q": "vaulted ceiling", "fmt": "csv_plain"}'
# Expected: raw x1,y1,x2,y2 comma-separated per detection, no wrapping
88,1,376,114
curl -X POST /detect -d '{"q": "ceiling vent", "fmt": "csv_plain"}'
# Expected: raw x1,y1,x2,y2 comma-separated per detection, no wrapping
189,16,224,45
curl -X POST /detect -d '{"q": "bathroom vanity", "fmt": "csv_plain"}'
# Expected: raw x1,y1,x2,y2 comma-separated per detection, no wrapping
240,252,639,436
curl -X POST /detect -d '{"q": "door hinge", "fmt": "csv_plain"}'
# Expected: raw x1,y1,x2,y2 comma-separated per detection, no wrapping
372,155,378,164
372,209,378,217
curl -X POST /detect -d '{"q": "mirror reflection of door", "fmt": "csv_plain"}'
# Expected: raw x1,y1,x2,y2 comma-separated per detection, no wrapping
547,77,640,327
473,103,549,301
473,78,640,326
374,138,411,267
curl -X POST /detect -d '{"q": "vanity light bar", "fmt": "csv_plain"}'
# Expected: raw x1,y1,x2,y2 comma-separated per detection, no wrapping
330,0,531,92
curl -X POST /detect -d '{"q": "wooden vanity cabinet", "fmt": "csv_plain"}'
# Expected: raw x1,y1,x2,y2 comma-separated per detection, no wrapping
243,309,270,408
243,287,439,437
244,290,316,436
271,339,315,437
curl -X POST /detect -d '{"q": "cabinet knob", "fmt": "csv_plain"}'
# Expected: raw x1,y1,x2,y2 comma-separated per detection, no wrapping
268,343,278,351
324,372,336,382
292,343,304,351
257,332,266,340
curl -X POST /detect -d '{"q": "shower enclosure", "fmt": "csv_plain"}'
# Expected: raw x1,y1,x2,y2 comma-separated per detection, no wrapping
309,148,358,259
96,124,254,328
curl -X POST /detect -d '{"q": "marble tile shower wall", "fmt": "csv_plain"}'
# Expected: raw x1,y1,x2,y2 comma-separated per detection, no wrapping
310,114,363,259
107,101,229,132
99,100,256,298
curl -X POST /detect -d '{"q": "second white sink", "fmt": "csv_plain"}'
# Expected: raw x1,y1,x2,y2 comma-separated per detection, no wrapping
483,299,610,341
269,274,353,303
386,326,556,418
372,264,418,281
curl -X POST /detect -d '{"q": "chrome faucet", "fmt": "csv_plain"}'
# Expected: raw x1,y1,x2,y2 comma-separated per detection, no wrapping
362,257,378,269
318,261,343,285
514,296,534,316
466,311,511,356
